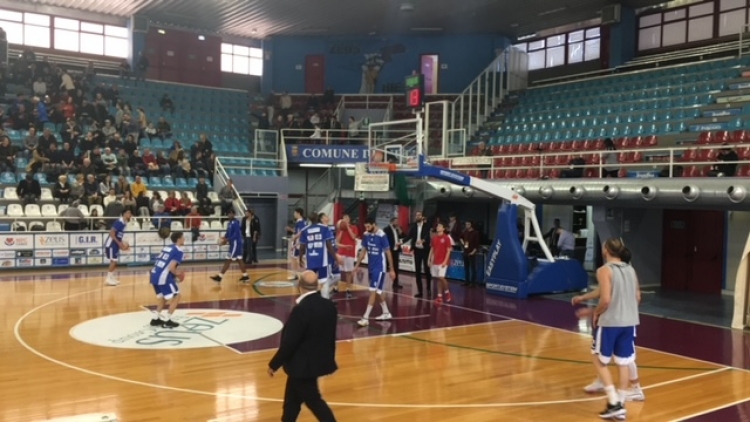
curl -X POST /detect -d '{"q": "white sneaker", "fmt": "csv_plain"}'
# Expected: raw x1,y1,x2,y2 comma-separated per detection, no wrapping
624,387,645,402
357,318,369,327
105,278,120,286
584,379,605,393
375,313,392,321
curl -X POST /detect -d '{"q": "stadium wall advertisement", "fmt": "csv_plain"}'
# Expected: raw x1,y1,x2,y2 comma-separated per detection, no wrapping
0,231,228,268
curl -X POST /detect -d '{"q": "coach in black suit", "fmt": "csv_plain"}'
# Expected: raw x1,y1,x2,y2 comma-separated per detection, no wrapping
268,270,338,422
406,211,431,298
383,217,403,289
241,209,261,264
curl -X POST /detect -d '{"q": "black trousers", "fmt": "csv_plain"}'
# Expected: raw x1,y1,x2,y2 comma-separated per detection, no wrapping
390,249,400,285
282,376,336,422
243,237,253,263
464,253,477,284
413,248,431,294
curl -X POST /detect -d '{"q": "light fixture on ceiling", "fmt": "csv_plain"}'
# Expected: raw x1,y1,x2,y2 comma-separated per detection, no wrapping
400,2,415,12
517,33,536,40
299,163,332,168
510,23,519,28
251,29,257,34
157,29,166,34
198,35,205,40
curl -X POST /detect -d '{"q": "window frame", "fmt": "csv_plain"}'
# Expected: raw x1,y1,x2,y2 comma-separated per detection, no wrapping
513,25,602,70
221,42,263,76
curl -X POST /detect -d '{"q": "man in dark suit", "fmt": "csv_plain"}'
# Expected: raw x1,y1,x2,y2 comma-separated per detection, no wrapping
241,208,261,264
383,217,403,289
406,211,431,298
268,270,338,422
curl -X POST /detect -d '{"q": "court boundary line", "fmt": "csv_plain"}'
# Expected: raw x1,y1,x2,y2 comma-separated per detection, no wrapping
12,284,741,410
668,397,750,422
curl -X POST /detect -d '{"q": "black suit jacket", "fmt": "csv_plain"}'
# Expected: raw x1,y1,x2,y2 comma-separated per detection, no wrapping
407,222,431,251
383,225,401,253
269,292,338,379
241,216,261,239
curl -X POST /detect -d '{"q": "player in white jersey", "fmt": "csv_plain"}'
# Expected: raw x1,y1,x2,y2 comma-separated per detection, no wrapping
104,209,132,286
149,231,186,328
354,217,395,327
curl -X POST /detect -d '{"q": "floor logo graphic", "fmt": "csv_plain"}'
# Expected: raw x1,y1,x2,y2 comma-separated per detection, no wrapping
70,308,283,350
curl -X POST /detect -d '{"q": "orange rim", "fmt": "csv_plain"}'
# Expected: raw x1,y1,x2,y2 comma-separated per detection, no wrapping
369,162,396,172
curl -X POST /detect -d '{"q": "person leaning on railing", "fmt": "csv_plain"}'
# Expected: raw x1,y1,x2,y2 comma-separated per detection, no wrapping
60,200,86,231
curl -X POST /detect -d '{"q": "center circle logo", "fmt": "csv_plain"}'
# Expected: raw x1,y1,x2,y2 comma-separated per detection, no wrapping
69,308,283,350
255,280,296,288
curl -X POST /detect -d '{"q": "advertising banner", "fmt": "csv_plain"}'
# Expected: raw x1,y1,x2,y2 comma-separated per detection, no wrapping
286,144,370,164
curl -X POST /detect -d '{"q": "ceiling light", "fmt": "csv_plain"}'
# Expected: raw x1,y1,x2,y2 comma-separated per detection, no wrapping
198,35,205,40
517,33,536,40
251,29,257,34
157,29,166,34
411,27,443,32
300,163,332,168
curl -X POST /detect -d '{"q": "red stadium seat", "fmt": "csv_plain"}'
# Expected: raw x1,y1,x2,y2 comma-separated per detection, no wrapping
493,158,504,167
697,131,714,145
631,136,643,148
519,143,530,153
592,139,605,150
680,149,697,162
516,169,528,178
737,165,750,177
494,169,506,179
618,168,629,178
531,156,541,166
501,157,512,166
470,147,479,156
528,168,540,179
521,156,533,166
560,141,573,151
548,142,560,151
732,130,749,143
498,145,509,154
549,169,561,179
643,135,658,147
555,154,569,165
543,155,555,166
614,137,627,148
632,151,643,163
491,145,502,155
584,168,597,178
511,156,522,166
618,152,631,163
505,169,516,179
714,131,730,144
620,137,632,149
738,146,750,160
508,144,520,154
571,140,583,151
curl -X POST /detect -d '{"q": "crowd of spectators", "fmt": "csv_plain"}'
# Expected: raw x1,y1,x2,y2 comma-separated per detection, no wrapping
1,52,226,226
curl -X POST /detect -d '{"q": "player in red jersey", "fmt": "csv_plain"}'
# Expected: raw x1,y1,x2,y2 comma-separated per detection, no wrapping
335,214,359,298
428,222,453,304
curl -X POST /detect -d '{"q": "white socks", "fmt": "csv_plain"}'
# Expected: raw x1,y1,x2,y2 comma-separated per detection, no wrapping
628,361,639,383
381,302,390,315
363,305,373,319
320,281,330,299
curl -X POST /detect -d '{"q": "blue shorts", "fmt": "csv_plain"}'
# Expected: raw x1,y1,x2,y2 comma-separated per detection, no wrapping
593,326,637,365
330,259,340,275
151,280,179,300
293,248,300,258
309,266,330,283
105,245,119,261
369,271,386,293
227,240,242,260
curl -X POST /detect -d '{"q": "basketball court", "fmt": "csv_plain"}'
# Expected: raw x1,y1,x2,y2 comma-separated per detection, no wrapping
3,263,750,422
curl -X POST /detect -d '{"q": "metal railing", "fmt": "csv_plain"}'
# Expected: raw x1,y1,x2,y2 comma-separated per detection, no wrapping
442,142,750,179
0,214,227,231
339,94,394,110
214,158,246,215
289,167,335,217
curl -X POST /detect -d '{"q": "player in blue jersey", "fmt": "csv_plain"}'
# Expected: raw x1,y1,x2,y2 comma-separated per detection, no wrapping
211,209,251,284
299,212,342,299
104,209,132,286
319,212,343,294
149,231,186,328
285,208,307,281
355,217,395,327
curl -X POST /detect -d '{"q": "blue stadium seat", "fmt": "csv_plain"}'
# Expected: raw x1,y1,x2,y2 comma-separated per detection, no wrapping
149,177,162,187
161,176,174,187
0,172,14,184
175,178,187,188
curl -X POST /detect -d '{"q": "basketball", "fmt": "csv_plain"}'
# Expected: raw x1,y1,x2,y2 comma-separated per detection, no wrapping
177,272,186,282
338,220,348,231
218,237,226,246
121,241,130,251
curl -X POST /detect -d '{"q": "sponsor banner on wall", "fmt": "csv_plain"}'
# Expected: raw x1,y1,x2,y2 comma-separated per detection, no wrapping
689,123,727,132
0,234,33,250
195,231,221,245
70,233,104,248
52,258,69,266
35,250,52,258
17,258,34,267
0,251,14,259
0,259,15,268
399,249,415,272
135,232,165,247
120,255,135,264
194,253,207,260
88,257,103,265
53,249,69,258
702,109,740,118
16,250,33,258
208,252,221,260
445,251,465,281
184,253,194,260
35,234,69,249
71,256,86,266
286,144,370,164
35,258,52,266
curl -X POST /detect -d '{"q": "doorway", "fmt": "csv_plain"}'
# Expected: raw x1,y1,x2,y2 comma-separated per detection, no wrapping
661,210,725,294
305,55,325,94
420,54,439,94
246,198,278,251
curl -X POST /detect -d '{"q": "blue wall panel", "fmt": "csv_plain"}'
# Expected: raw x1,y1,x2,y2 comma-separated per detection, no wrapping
265,34,510,94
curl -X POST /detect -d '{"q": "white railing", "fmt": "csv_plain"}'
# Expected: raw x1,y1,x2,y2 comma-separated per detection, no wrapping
441,142,750,179
384,95,394,123
452,47,528,135
339,94,394,110
214,158,246,215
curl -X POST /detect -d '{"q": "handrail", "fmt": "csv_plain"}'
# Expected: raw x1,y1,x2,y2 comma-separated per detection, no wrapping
280,128,415,146
214,158,247,215
290,167,333,213
447,141,750,178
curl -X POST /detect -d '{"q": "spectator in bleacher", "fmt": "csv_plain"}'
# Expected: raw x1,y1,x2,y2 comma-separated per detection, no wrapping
103,189,118,208
32,96,49,130
129,149,145,176
78,133,95,154
83,62,96,84
561,155,586,179
60,142,76,173
11,104,31,130
101,147,118,173
33,77,46,97
327,116,342,132
99,175,115,197
60,200,85,231
142,148,159,176
88,208,107,231
38,127,55,153
152,205,170,230
70,175,85,202
164,191,181,216
121,113,139,138
22,128,38,158
78,99,96,125
122,191,136,214
150,192,164,215
93,83,107,99
114,103,125,128
61,118,81,146
156,117,172,139
310,124,322,141
60,70,75,98
107,132,122,151
348,116,363,138
602,138,619,178
115,175,130,196
16,173,41,205
107,84,120,106
84,174,101,206
79,157,96,178
27,143,49,173
187,206,202,241
101,119,116,139
280,92,292,116
709,144,739,177
103,195,124,229
131,176,147,199
116,150,130,177
135,191,150,219
179,156,193,179
219,179,235,216
62,97,76,122
52,174,71,204
323,87,335,108
94,93,108,122
156,151,170,175
160,94,175,115
196,134,214,158
168,148,184,177
118,60,132,79
137,107,148,131
179,192,192,216
135,52,149,84
43,142,61,176
307,94,319,111
122,133,137,156
145,122,157,140
196,176,211,215
0,136,15,173
273,115,285,133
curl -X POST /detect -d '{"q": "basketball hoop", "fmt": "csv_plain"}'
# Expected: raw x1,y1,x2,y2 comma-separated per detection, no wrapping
369,162,396,173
